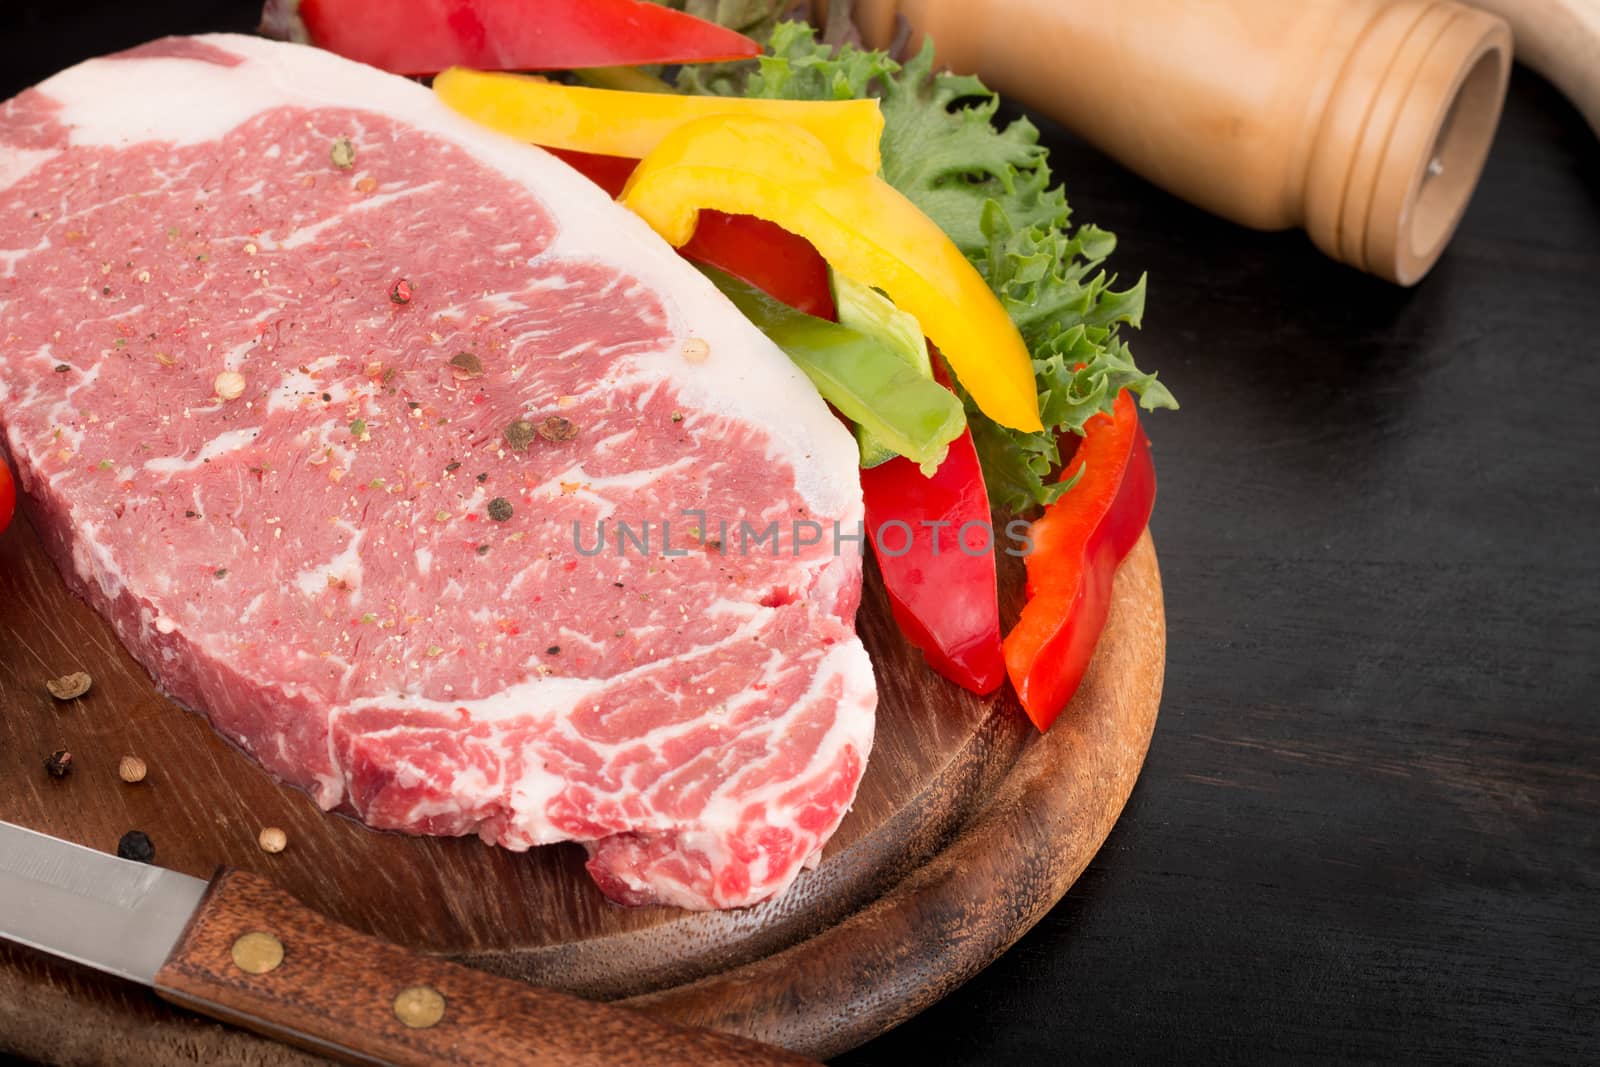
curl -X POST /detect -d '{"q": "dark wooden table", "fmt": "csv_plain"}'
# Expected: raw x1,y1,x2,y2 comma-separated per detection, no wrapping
4,6,1597,1065
841,64,1600,1067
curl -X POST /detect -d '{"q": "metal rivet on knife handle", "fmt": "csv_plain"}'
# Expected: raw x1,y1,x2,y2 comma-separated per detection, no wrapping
392,984,446,1029
230,932,284,975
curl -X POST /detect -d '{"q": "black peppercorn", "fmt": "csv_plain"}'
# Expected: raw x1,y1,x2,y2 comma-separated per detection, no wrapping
487,497,513,522
116,830,155,864
44,749,72,777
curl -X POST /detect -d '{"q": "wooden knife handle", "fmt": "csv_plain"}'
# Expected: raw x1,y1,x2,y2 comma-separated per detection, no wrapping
153,869,814,1067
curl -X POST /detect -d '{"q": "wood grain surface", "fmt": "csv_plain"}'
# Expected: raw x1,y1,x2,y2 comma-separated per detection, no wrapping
0,505,1163,1064
0,492,1030,997
153,870,814,1066
835,66,1600,1067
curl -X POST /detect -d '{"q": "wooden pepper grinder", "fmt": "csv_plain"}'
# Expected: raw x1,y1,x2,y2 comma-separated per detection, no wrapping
842,0,1513,285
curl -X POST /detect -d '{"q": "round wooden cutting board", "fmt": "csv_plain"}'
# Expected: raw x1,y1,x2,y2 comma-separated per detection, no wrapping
0,503,1164,1063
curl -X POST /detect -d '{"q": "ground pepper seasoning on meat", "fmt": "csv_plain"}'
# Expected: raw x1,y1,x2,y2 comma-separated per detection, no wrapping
538,416,578,442
448,352,483,380
503,419,535,451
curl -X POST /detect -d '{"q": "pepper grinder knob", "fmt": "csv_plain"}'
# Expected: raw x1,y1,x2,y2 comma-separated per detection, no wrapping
845,0,1512,285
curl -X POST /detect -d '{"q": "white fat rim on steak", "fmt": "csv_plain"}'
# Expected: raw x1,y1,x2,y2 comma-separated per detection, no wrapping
7,32,863,521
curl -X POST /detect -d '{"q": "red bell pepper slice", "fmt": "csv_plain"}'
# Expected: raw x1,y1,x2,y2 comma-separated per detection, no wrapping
546,148,638,197
550,148,836,320
265,0,760,76
680,212,836,322
1003,390,1156,730
0,457,14,535
560,149,996,689
860,357,1005,695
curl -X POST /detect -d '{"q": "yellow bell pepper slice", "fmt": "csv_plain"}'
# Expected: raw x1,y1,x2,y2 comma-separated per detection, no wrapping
433,68,884,173
620,115,1043,433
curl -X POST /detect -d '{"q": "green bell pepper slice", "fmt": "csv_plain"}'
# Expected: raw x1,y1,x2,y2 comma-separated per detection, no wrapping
700,265,965,473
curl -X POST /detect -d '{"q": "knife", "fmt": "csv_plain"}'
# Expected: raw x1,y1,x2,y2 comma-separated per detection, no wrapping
0,820,813,1066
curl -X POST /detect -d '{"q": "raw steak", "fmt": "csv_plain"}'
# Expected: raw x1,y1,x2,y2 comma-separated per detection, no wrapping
0,34,876,910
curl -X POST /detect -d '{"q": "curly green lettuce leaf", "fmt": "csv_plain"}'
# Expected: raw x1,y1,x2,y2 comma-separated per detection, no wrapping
971,202,1174,508
678,22,1176,511
645,0,804,42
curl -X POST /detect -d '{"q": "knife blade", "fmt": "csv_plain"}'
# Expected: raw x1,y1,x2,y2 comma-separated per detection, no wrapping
0,821,812,1066
0,821,207,984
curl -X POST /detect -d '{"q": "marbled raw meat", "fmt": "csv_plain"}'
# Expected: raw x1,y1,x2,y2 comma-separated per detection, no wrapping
0,34,876,910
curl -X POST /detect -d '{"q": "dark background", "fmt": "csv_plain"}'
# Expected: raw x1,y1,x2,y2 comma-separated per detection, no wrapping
3,4,1597,1064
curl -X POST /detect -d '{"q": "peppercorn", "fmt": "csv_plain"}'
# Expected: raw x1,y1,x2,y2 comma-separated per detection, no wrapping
258,827,288,854
487,497,513,522
116,830,155,863
44,749,72,778
213,370,246,401
503,419,536,452
448,352,484,380
537,416,579,442
118,755,147,783
46,671,92,700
